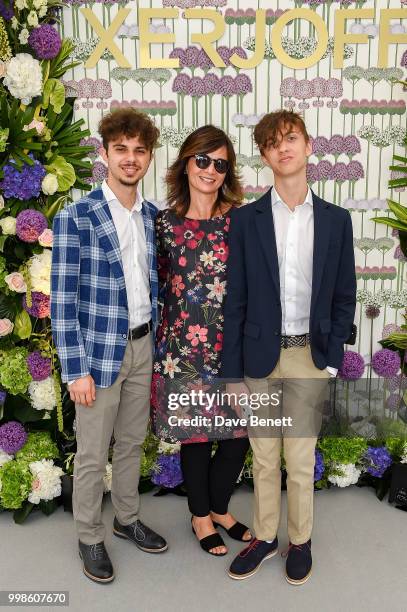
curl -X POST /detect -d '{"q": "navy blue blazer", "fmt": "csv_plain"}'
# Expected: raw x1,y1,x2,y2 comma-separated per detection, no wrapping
220,188,356,379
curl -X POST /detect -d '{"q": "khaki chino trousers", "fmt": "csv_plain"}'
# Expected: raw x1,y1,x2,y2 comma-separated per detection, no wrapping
245,344,330,545
73,332,153,544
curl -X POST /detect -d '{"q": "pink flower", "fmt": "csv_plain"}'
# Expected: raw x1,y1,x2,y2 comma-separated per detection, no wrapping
0,318,14,336
186,324,208,347
214,332,223,352
178,256,187,267
38,229,53,247
173,219,205,249
5,272,27,293
180,311,189,320
171,274,185,298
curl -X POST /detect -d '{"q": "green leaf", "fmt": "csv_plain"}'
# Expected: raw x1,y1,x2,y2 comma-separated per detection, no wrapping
0,235,8,252
0,293,19,319
13,502,35,524
45,155,76,191
44,195,70,219
388,200,407,223
14,309,32,340
39,499,58,516
372,217,407,231
42,79,66,114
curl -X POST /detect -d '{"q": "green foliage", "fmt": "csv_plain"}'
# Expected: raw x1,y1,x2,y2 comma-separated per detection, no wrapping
317,437,367,465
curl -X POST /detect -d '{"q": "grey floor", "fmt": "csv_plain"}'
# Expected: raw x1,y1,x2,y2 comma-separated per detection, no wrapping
0,486,406,612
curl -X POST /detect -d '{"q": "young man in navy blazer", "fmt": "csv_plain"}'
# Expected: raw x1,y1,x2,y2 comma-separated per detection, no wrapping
221,110,356,584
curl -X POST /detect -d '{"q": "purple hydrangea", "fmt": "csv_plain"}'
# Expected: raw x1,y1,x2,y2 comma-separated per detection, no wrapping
151,453,184,488
0,0,13,20
0,157,46,201
0,421,27,454
314,449,324,481
27,352,52,381
363,446,392,477
0,390,6,404
16,210,48,243
23,292,50,319
339,351,365,380
28,25,62,60
371,349,401,378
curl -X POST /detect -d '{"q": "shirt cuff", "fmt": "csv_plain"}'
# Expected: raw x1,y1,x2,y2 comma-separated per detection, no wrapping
326,366,338,378
67,379,77,386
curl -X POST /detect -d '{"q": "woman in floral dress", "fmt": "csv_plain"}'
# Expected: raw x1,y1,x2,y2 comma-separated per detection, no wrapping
152,126,251,556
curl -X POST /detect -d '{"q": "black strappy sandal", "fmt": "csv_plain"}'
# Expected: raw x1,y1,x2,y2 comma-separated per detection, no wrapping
191,517,227,556
212,520,251,542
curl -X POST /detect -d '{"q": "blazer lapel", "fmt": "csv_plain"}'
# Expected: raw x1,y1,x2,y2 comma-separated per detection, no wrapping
141,200,154,275
255,188,280,297
87,190,126,290
310,193,331,316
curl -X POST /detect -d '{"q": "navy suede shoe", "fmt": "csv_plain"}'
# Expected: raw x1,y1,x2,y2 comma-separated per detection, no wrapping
228,537,278,580
284,539,312,585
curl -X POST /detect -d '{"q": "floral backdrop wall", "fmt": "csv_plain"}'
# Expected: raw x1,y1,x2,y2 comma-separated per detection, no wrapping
0,0,406,520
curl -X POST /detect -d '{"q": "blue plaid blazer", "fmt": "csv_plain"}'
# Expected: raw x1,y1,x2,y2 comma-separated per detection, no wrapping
51,187,158,388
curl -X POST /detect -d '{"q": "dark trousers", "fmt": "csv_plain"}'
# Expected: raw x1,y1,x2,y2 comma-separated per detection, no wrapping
180,438,250,516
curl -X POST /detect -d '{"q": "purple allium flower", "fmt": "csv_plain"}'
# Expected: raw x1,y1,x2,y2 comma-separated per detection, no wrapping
16,210,48,243
317,160,333,181
188,76,205,97
172,73,191,94
401,50,407,68
0,421,27,454
306,163,319,184
314,449,324,481
311,76,326,97
197,48,213,70
0,157,46,201
280,77,297,98
169,47,187,66
217,45,232,66
93,78,112,99
22,292,50,319
80,137,102,160
394,245,407,262
202,73,219,95
151,453,183,488
230,46,247,61
26,352,52,381
339,351,365,380
184,46,200,67
388,373,407,393
347,160,364,181
312,136,330,158
90,161,108,183
371,349,401,378
218,75,235,97
77,78,94,99
325,78,343,98
329,134,345,156
382,323,401,339
294,79,313,100
343,135,361,157
386,392,402,411
331,162,349,182
28,25,62,60
234,74,252,95
364,446,392,477
365,305,380,319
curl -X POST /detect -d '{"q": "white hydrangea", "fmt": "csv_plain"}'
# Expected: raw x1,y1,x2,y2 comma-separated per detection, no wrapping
3,54,43,105
28,459,64,504
0,216,16,235
28,377,57,411
29,249,52,295
328,463,361,488
103,463,112,492
18,29,30,45
0,451,13,468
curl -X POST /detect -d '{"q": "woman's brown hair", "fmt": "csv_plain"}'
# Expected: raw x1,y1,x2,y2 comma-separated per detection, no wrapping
166,125,243,218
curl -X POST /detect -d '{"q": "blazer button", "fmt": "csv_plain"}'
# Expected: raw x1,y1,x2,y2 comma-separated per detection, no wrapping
122,334,127,339
274,331,280,336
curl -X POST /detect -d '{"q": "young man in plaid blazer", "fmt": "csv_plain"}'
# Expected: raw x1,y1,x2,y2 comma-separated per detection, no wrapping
51,109,167,584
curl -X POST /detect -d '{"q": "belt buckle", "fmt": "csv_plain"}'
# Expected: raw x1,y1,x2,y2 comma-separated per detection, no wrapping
282,336,289,349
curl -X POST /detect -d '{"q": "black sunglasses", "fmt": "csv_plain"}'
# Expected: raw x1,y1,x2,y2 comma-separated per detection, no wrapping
193,153,229,174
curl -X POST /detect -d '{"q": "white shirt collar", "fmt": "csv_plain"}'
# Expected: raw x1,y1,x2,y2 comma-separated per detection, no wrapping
271,186,313,209
102,179,143,213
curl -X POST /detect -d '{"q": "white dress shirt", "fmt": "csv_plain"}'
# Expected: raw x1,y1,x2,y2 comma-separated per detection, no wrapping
102,179,151,329
271,187,337,377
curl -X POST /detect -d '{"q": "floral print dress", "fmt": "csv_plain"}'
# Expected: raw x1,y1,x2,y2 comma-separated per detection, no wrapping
151,208,245,443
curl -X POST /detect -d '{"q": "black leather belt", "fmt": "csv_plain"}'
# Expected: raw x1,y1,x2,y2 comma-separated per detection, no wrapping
128,320,152,340
281,333,310,349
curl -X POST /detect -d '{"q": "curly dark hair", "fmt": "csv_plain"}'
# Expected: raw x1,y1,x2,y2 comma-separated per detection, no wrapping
254,110,310,153
98,108,160,151
166,125,243,218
